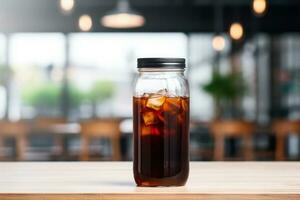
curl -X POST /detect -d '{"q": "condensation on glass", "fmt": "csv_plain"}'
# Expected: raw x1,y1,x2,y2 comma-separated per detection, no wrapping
133,58,190,187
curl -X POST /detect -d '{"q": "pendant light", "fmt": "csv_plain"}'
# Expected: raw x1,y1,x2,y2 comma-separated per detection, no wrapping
229,22,244,40
59,0,75,14
252,0,268,16
78,14,93,32
212,0,226,51
101,0,145,29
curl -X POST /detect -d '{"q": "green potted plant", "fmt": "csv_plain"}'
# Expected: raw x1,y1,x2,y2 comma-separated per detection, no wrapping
202,71,246,119
68,84,87,109
88,80,115,117
22,82,61,116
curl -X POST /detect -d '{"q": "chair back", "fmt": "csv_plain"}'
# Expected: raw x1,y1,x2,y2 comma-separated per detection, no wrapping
211,120,254,137
0,120,29,136
80,119,121,139
33,117,66,131
272,120,300,136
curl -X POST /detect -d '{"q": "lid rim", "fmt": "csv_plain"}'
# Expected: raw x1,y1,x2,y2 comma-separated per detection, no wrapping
137,58,186,68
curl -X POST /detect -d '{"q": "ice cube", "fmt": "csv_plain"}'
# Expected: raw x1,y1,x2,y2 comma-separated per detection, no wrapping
157,112,166,123
157,89,168,95
141,125,151,136
146,89,167,110
143,111,158,126
141,125,160,136
181,98,188,112
163,97,181,114
142,91,164,98
142,93,151,98
151,127,160,135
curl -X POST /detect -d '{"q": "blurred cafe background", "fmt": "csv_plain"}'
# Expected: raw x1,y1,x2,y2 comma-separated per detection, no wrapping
0,0,300,161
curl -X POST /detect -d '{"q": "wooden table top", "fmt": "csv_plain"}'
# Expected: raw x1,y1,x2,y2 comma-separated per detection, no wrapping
0,162,300,200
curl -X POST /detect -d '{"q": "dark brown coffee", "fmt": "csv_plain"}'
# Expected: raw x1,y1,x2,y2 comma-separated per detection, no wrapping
133,95,189,186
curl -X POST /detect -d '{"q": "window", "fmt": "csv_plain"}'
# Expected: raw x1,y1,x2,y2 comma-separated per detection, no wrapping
0,34,7,118
9,33,65,119
69,33,187,118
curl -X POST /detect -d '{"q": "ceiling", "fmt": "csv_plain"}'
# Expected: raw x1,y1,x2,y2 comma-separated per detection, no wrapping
0,0,299,33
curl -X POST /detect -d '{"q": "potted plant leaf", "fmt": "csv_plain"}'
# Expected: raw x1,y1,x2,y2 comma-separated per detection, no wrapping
22,82,61,116
88,80,115,117
202,71,246,119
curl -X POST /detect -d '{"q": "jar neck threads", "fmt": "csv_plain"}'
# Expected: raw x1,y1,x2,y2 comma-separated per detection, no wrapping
138,68,185,73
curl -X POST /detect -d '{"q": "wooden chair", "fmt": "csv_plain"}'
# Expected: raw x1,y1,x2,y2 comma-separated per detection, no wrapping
30,117,67,159
210,120,255,161
80,119,121,161
272,120,300,161
0,121,29,161
33,117,67,131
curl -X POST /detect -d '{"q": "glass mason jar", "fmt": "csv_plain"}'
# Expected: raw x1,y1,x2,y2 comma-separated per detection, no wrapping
133,58,189,187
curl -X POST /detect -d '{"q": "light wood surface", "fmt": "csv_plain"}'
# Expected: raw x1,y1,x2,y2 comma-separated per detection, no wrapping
0,162,300,200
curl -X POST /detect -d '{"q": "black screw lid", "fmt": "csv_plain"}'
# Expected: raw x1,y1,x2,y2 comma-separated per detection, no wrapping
137,58,186,68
